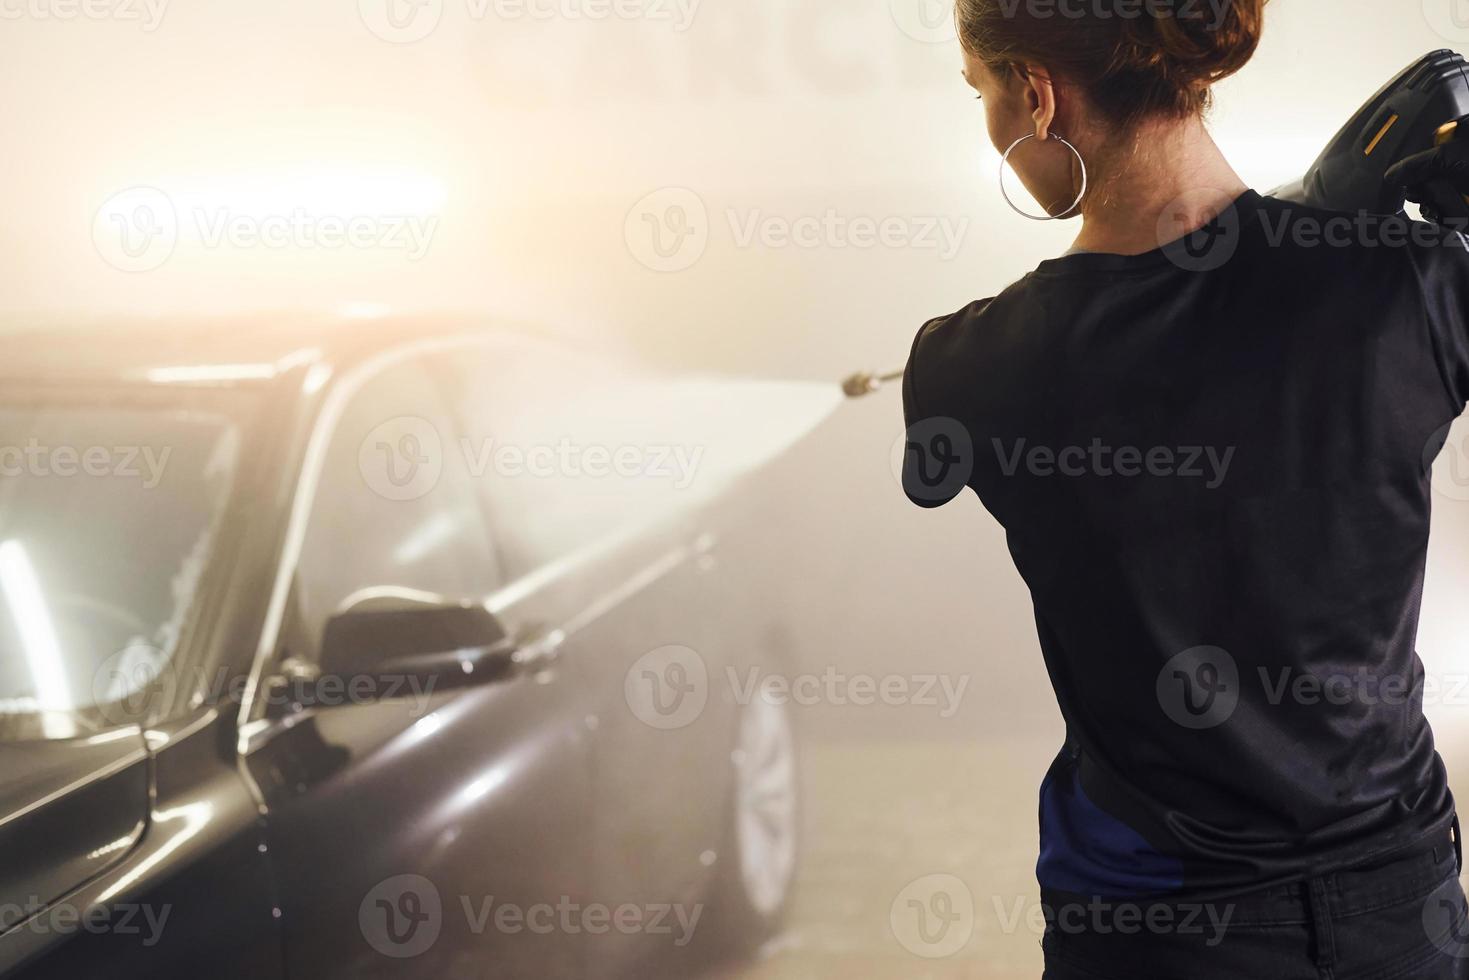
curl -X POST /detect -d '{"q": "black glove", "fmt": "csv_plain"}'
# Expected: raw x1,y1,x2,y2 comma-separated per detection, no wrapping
1385,119,1469,225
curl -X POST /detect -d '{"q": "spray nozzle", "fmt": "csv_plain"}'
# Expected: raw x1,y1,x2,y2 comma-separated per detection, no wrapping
841,368,904,399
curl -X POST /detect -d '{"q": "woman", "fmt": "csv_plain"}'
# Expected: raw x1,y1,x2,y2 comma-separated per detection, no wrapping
901,1,1469,977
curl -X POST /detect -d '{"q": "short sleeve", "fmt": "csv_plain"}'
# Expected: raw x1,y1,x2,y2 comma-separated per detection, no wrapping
900,316,972,509
1409,228,1469,411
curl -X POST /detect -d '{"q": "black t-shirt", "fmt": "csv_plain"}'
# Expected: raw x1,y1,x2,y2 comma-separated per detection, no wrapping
903,190,1469,898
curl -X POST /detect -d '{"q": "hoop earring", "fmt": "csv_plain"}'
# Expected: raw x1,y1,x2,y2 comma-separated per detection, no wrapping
999,133,1087,221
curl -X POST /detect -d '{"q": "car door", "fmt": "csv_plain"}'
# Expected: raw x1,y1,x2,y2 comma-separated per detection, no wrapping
241,354,593,980
434,338,736,975
0,732,151,966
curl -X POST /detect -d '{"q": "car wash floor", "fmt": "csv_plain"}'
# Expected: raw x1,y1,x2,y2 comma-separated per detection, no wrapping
691,727,1469,980
698,733,1061,980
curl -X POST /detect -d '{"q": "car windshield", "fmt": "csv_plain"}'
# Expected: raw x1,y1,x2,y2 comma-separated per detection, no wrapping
0,394,245,741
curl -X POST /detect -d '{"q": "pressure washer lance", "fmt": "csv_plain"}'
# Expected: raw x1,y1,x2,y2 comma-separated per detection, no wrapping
841,368,904,399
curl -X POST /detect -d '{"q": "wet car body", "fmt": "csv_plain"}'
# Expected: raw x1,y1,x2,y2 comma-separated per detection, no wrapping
0,317,800,980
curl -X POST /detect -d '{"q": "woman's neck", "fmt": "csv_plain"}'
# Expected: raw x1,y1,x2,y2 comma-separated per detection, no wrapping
1070,115,1248,256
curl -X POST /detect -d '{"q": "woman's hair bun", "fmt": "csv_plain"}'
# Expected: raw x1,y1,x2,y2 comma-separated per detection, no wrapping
957,0,1268,126
1113,0,1267,103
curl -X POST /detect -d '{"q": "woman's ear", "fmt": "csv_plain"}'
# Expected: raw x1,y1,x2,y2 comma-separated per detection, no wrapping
1019,63,1058,141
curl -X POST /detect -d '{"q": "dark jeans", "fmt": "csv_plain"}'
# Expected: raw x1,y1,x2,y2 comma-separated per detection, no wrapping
1042,830,1468,980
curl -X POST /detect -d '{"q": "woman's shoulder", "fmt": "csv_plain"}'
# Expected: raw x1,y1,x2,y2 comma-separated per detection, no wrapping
908,278,1035,371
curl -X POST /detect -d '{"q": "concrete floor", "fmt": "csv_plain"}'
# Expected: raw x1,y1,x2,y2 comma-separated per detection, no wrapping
700,726,1469,980
703,735,1061,980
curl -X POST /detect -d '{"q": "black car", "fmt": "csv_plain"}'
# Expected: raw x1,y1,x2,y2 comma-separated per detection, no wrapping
0,317,801,979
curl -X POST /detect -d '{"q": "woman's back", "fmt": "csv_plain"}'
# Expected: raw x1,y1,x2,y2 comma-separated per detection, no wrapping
904,191,1469,896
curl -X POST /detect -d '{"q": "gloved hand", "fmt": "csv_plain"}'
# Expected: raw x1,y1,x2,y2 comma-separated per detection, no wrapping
1386,116,1469,226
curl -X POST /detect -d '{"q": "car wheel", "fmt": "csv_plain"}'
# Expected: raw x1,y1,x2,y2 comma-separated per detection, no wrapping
708,690,800,950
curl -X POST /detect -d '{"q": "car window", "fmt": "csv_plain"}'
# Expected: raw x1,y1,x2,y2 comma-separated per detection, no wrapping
294,358,503,653
435,338,700,585
0,398,243,741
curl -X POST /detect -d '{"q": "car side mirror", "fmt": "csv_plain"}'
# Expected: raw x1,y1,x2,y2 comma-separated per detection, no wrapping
315,601,518,701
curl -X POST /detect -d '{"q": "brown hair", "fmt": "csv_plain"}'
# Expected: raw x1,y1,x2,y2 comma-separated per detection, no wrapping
957,0,1267,128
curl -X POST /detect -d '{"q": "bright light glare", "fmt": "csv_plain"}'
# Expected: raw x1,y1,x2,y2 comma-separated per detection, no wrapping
0,539,74,738
337,302,393,320
167,171,448,218
147,363,280,384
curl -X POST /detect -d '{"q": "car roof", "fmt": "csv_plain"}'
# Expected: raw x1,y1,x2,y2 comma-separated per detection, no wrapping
0,313,558,387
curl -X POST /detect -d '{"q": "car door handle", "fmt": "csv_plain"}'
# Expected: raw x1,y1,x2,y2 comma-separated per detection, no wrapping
510,627,566,674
